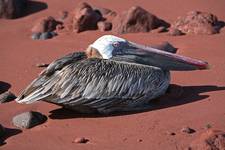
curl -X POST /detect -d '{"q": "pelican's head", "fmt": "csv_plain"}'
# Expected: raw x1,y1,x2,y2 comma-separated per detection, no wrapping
87,35,209,71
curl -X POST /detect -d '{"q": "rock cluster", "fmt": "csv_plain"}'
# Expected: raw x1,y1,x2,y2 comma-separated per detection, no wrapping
171,11,221,35
0,0,28,19
112,6,169,34
12,111,47,129
43,2,169,35
30,3,224,37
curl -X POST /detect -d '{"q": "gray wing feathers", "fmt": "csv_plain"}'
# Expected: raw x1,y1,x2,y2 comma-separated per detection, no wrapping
16,52,86,103
16,57,170,113
42,52,86,76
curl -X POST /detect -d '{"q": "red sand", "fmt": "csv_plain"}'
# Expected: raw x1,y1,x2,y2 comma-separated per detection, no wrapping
0,0,225,150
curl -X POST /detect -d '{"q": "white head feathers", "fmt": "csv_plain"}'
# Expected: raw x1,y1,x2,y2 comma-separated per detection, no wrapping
90,35,127,59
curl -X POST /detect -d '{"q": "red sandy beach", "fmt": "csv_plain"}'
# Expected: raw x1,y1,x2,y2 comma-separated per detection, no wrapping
0,0,225,149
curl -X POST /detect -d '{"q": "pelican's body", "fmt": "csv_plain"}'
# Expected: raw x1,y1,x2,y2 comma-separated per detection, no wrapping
16,35,208,114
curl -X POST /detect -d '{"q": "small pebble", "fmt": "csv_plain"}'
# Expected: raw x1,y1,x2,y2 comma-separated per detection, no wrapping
12,111,47,129
31,32,41,40
39,32,53,40
181,127,196,134
169,28,184,36
73,137,89,144
36,63,49,68
0,91,17,103
167,131,176,136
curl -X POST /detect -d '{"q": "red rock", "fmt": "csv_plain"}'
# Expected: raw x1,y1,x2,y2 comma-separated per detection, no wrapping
0,0,28,19
72,2,102,33
172,11,220,35
94,6,117,18
112,6,169,34
31,16,60,33
189,129,225,150
97,21,112,31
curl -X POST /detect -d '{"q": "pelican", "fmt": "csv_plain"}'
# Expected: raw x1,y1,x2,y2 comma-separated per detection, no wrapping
16,35,209,114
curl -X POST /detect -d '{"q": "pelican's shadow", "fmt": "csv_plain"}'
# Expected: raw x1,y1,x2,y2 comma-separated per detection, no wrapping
0,128,22,146
49,84,225,119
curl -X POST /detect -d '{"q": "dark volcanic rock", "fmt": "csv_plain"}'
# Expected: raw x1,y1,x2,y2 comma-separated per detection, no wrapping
112,6,169,34
31,16,60,34
12,111,47,129
0,0,27,19
189,129,225,150
34,31,57,40
39,32,53,40
172,11,221,35
72,2,102,33
0,91,16,103
31,32,41,40
97,21,112,31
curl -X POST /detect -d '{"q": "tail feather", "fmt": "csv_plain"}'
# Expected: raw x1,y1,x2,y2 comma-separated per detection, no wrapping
15,75,52,104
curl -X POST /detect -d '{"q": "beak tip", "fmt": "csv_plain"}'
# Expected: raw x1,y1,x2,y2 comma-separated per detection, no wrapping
200,63,210,70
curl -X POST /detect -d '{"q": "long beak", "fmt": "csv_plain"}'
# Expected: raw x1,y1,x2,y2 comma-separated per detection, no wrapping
116,41,209,71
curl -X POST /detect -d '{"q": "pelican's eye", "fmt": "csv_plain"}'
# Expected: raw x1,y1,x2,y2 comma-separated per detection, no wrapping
112,41,120,48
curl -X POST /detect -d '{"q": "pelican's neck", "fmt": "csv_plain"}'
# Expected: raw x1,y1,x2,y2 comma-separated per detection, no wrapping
85,46,103,59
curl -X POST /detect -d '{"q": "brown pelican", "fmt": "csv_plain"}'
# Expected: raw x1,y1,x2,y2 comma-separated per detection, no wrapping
16,35,209,114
